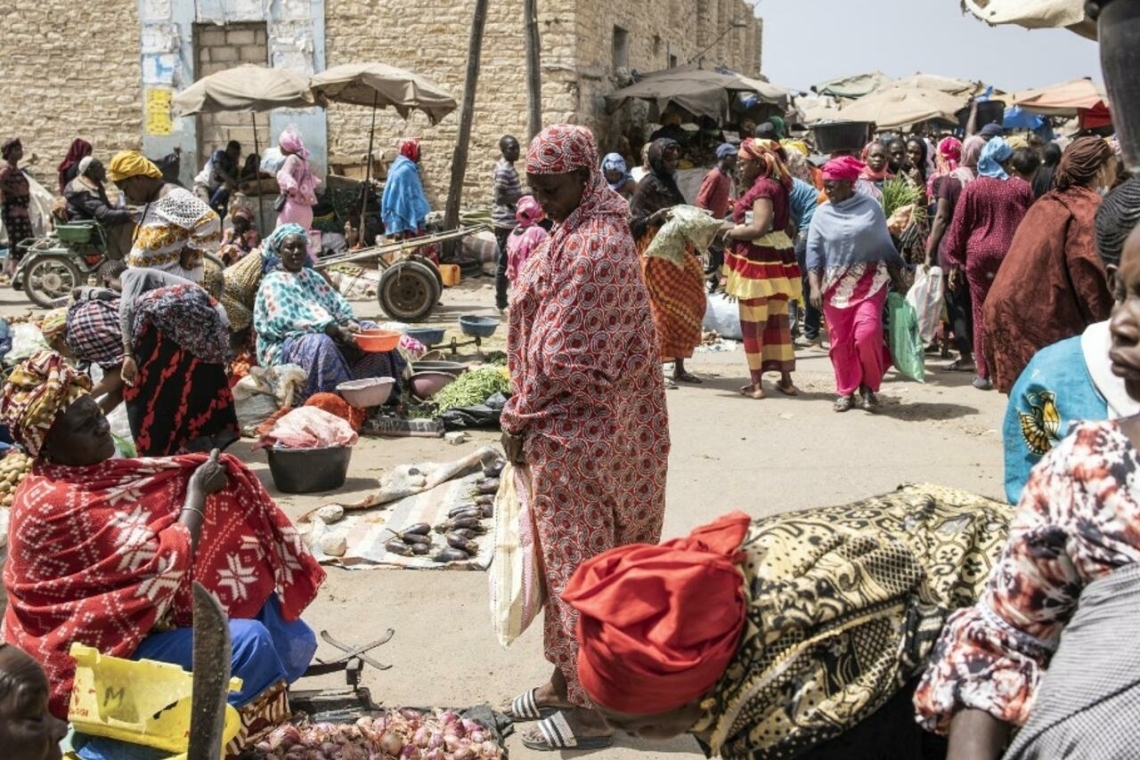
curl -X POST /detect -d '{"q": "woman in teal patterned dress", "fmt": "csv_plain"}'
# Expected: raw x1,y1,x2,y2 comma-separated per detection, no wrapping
253,224,405,402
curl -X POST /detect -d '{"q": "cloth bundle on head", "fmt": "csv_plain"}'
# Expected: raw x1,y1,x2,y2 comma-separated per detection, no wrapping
978,137,1013,180
279,129,309,159
980,122,1005,139
399,138,421,163
515,195,544,227
107,150,162,183
716,143,738,160
1095,177,1140,266
780,140,809,158
0,351,92,458
822,155,865,183
1,138,21,161
738,138,792,189
563,512,751,715
39,309,68,342
1055,136,1115,191
601,152,632,190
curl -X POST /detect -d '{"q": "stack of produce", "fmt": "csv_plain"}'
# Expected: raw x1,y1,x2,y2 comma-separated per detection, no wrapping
256,708,504,760
430,368,511,415
383,457,505,564
0,450,33,508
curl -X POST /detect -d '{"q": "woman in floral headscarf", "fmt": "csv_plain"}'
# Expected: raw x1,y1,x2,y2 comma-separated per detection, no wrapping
275,129,320,231
498,124,669,752
724,138,801,399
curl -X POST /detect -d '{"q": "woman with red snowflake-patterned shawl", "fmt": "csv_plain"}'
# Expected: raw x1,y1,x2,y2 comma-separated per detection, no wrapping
499,124,670,752
0,352,325,757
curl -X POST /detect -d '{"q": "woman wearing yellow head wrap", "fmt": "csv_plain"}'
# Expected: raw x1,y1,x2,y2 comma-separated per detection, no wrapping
107,150,221,284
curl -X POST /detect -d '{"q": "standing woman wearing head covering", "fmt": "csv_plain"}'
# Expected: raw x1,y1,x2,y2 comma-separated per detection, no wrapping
723,138,801,399
381,138,433,257
107,149,221,283
941,137,1036,390
498,124,669,752
630,138,708,385
808,156,907,412
982,137,1118,393
601,152,637,199
0,138,33,274
56,137,92,194
275,128,321,232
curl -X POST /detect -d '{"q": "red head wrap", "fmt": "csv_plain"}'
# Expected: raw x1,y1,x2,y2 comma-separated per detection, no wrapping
563,512,751,715
399,138,421,163
738,138,793,190
822,156,865,183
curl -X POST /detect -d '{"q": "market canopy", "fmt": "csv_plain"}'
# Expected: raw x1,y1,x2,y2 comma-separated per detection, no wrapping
960,0,1097,39
887,74,988,98
811,71,894,100
605,65,789,121
1012,77,1107,115
835,86,970,130
310,62,458,125
171,64,314,115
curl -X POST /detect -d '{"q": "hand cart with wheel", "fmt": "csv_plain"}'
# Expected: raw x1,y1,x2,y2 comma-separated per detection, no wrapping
314,225,485,323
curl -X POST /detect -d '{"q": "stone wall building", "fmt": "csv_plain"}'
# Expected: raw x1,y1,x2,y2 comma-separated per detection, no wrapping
0,0,762,205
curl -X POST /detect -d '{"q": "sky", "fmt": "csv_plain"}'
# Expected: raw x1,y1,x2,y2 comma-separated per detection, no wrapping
754,0,1101,94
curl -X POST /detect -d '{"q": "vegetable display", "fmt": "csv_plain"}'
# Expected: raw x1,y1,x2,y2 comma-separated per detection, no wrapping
0,450,32,508
256,708,504,760
430,369,511,414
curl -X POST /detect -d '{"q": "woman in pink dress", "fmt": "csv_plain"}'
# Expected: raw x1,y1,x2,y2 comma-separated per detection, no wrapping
275,129,320,231
499,123,669,752
942,137,1035,390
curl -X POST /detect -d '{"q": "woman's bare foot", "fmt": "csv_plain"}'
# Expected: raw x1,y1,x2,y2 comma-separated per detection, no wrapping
739,383,766,399
674,359,703,384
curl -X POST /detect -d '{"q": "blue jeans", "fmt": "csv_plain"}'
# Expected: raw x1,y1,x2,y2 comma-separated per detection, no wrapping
795,232,821,340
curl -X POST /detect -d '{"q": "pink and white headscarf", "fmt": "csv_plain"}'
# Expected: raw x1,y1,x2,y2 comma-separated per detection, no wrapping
279,129,309,159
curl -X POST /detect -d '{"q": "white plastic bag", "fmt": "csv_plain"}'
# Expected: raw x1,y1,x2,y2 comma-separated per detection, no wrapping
702,293,744,341
489,464,546,647
906,265,945,346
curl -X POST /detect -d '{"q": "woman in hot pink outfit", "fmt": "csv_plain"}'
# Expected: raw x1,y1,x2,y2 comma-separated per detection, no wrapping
275,129,320,231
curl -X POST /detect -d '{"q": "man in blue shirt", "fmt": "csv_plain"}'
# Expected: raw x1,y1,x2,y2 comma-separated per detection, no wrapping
788,177,821,347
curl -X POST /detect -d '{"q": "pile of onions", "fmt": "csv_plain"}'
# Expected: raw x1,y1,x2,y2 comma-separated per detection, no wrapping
255,709,502,760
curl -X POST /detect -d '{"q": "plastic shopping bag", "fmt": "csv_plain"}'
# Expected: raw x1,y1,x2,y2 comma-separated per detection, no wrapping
906,266,945,345
887,292,926,383
490,464,546,647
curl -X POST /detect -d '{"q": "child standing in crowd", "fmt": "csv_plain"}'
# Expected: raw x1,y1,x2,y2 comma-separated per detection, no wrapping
505,195,548,287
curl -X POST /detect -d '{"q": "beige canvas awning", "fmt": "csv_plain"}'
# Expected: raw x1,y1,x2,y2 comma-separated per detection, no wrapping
836,86,971,130
605,65,789,120
960,0,1097,39
310,63,458,125
1012,78,1107,115
812,71,894,100
171,64,314,115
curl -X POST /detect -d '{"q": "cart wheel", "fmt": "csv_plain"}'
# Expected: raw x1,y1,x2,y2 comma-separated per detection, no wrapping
24,255,82,309
378,260,441,322
409,254,446,295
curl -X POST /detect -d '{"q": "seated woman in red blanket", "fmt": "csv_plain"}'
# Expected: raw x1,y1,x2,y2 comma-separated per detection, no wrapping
0,352,326,759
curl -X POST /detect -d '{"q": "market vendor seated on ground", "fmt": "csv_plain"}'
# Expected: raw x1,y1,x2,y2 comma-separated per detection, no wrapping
0,352,326,759
561,487,1012,760
254,223,406,403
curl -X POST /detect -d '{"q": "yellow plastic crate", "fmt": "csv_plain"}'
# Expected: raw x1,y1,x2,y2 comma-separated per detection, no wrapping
68,643,243,757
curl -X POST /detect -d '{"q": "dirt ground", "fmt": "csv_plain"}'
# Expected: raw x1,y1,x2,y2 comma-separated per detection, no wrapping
0,275,1010,759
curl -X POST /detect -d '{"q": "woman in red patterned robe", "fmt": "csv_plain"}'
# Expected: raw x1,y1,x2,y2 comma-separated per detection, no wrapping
499,124,670,752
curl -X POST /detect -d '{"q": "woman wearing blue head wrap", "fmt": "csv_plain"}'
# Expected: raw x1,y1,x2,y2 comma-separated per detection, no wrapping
601,153,637,199
942,136,1035,390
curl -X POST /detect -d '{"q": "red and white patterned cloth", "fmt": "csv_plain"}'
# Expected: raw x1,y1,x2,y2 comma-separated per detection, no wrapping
916,420,1140,733
501,124,670,705
2,453,325,717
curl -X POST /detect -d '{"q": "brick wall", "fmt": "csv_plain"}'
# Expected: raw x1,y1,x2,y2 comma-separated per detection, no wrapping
194,23,271,159
0,0,141,187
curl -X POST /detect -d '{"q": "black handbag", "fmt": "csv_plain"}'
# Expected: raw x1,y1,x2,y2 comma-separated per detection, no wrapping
273,193,287,212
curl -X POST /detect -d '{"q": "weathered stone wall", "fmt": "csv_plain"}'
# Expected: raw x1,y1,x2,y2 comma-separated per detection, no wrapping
0,0,141,187
324,0,579,208
194,23,271,158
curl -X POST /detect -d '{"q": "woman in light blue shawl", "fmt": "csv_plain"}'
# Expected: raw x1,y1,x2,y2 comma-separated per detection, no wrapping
381,138,432,237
